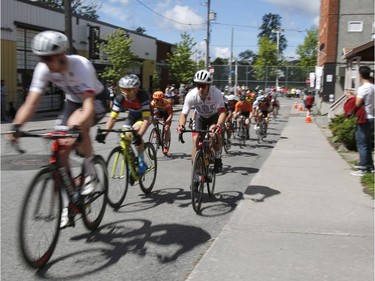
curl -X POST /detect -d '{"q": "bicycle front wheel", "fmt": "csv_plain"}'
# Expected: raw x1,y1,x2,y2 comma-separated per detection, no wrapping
239,126,246,148
139,142,157,194
191,151,205,214
82,155,108,231
148,128,160,153
19,167,61,268
106,146,129,209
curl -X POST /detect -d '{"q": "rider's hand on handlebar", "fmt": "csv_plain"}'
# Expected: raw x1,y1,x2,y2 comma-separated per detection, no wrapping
176,124,185,133
212,124,222,134
6,124,22,142
95,132,106,144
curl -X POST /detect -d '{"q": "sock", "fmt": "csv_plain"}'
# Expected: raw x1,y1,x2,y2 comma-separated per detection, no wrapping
138,152,144,163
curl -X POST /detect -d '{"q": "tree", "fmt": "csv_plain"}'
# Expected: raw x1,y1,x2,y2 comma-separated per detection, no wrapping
258,13,287,53
152,70,161,91
296,26,318,67
134,27,146,34
31,0,100,20
98,29,138,83
167,33,197,85
211,57,229,65
238,50,257,65
253,37,278,81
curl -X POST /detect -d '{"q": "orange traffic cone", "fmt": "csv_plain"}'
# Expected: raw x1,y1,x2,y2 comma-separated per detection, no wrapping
305,112,312,123
294,102,297,109
299,103,303,111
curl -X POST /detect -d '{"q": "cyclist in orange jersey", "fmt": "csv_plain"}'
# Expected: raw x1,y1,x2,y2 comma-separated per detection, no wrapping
234,95,252,139
151,91,173,153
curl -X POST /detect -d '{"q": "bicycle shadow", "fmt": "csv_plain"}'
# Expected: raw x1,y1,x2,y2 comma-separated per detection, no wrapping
221,164,259,176
245,185,281,202
198,190,243,217
37,219,211,279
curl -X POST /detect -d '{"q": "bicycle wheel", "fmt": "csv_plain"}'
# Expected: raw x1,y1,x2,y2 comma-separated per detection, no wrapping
257,122,264,144
148,128,160,153
239,126,246,148
81,155,108,231
139,142,157,194
106,146,129,209
19,167,61,268
222,130,231,154
161,128,170,156
207,150,216,197
191,151,205,214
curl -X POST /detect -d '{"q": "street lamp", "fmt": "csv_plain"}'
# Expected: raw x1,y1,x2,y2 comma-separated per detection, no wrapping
271,28,284,90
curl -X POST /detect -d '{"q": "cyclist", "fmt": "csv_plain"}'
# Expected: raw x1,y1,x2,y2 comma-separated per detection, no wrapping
7,31,107,228
253,95,271,134
224,94,238,141
176,69,227,179
234,95,252,139
150,90,173,154
96,74,151,175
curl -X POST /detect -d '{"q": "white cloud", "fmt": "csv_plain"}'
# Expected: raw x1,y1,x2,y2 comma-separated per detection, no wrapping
214,47,231,59
162,5,205,31
100,3,131,22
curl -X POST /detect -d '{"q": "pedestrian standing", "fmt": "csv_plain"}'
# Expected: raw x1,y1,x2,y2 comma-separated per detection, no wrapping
1,80,8,121
351,66,374,176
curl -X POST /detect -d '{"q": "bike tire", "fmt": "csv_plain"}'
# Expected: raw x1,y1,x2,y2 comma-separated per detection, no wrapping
106,146,129,209
161,128,169,156
148,128,160,153
81,155,108,231
257,122,264,144
139,142,157,194
191,151,205,214
18,167,61,268
207,149,216,197
239,126,246,148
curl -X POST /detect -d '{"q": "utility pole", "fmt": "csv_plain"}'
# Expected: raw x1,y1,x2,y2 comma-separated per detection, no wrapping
64,0,73,54
271,28,284,90
205,0,211,69
228,27,233,87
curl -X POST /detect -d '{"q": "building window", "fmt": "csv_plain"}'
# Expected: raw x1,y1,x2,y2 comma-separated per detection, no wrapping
348,21,363,32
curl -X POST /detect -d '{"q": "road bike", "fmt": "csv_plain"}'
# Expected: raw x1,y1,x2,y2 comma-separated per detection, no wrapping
222,121,232,153
256,114,267,144
10,129,108,269
178,129,217,214
237,115,249,148
271,100,279,119
148,117,170,156
97,127,157,210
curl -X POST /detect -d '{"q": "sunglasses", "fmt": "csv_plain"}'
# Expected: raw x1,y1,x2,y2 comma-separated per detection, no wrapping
39,55,56,62
196,83,208,88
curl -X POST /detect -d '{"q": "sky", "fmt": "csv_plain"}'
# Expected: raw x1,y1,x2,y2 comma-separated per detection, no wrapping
91,0,320,60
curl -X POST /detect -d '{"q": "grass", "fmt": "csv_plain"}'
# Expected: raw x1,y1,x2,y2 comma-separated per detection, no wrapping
361,172,374,198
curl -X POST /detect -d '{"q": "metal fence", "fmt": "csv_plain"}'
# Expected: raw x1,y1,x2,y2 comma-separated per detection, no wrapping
210,64,315,91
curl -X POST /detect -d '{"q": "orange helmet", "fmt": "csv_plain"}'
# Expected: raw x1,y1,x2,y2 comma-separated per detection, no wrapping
153,91,164,100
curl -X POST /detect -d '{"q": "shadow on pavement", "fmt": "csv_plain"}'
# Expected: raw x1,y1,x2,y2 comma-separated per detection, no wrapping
245,185,281,202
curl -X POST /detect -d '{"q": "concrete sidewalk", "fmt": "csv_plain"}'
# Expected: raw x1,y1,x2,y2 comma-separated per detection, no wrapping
187,108,374,281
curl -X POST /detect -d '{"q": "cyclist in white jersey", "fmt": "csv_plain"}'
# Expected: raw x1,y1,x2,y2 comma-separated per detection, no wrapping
8,31,107,228
177,70,227,177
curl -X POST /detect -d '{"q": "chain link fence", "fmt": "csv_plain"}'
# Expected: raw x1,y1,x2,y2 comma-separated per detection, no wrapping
210,65,315,90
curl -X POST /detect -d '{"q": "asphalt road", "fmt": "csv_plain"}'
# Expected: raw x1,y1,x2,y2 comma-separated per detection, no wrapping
1,99,293,280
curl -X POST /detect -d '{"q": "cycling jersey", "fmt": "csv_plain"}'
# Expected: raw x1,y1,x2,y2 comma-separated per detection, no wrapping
111,90,151,127
235,101,252,114
182,86,226,118
29,55,104,103
151,99,173,116
253,97,270,111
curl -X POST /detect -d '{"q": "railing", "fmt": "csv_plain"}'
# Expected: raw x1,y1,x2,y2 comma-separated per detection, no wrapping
328,94,346,119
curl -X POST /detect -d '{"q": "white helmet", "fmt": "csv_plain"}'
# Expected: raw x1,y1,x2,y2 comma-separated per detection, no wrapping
193,70,213,84
227,94,236,101
31,31,68,56
118,74,140,88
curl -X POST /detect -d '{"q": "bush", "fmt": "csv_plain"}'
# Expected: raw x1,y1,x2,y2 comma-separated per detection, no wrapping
329,114,357,151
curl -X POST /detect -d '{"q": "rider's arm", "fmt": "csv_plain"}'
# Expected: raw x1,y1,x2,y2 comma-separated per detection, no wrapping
178,113,188,131
13,91,43,126
217,107,227,127
73,93,95,126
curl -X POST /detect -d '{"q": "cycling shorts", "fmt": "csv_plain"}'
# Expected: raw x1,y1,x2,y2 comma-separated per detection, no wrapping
193,112,219,137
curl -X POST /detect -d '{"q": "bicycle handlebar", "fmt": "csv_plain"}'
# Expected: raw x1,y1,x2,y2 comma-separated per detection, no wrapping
97,127,137,134
178,129,215,144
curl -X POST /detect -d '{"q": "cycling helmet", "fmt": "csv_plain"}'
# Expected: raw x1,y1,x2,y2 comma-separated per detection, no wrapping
259,97,266,103
153,91,164,100
118,74,140,88
193,70,213,84
31,31,68,56
227,94,236,101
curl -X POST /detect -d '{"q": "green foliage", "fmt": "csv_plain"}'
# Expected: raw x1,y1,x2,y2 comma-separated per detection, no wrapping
361,172,374,198
253,37,278,81
152,70,161,91
296,26,318,67
167,32,197,85
98,29,138,83
258,13,287,53
329,114,357,150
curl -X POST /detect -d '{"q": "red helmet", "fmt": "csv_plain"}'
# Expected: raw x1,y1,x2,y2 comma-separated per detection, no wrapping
153,91,164,100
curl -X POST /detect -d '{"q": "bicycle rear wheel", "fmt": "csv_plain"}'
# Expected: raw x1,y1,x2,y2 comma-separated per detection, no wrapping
257,122,264,144
19,167,61,268
239,126,246,148
82,155,108,231
106,146,129,209
139,142,157,194
148,128,160,153
191,151,205,214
